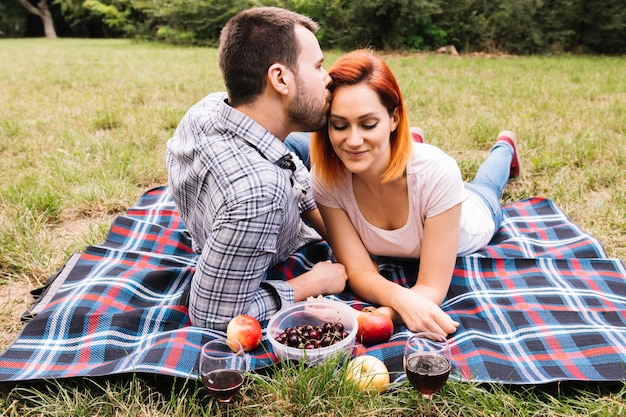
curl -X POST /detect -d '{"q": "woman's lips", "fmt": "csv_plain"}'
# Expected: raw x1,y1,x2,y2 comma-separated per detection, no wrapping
344,150,367,159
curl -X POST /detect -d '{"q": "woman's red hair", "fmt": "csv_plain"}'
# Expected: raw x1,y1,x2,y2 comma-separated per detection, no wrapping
311,50,412,187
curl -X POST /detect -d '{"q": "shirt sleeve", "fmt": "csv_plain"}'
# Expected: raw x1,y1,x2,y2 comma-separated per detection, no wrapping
188,201,294,330
310,171,342,209
420,148,466,218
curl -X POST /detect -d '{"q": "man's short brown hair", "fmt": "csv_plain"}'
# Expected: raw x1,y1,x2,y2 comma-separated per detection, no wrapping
218,7,319,107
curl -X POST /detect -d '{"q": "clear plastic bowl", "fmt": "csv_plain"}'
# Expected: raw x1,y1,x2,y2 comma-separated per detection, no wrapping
267,300,358,365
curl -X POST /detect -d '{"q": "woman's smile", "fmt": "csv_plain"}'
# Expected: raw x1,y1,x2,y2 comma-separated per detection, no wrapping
344,149,368,159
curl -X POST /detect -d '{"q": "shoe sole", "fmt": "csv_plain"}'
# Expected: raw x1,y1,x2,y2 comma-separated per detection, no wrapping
410,127,424,143
497,130,520,179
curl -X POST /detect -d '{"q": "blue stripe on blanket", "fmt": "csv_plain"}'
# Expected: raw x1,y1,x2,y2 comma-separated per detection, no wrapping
0,187,625,384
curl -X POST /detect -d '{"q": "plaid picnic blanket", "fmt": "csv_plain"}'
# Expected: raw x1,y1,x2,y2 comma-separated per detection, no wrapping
0,186,625,384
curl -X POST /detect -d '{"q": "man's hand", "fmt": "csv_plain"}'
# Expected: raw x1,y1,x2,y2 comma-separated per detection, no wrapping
290,260,348,301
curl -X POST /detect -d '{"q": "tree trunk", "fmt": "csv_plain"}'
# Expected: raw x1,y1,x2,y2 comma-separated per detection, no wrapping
16,0,58,39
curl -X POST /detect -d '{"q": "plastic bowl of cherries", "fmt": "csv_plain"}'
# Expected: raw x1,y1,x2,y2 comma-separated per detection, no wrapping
267,299,358,365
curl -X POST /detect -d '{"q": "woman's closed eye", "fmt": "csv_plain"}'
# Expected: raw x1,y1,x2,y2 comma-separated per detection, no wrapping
330,121,379,131
331,123,349,131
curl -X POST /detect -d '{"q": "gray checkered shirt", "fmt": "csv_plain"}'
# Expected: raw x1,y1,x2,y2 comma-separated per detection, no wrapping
166,92,320,330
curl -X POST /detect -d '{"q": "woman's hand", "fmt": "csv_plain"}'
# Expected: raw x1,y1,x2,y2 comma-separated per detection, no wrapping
317,203,461,337
375,289,459,336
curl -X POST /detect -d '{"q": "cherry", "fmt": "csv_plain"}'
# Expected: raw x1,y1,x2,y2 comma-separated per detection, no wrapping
274,320,348,349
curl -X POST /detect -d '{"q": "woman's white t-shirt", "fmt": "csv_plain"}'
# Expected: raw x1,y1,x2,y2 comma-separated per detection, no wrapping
312,143,495,258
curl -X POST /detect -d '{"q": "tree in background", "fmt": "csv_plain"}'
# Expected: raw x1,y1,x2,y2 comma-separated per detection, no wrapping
576,0,626,54
16,0,57,38
145,0,254,46
345,0,446,50
54,0,254,45
292,0,347,49
54,0,124,37
7,0,624,54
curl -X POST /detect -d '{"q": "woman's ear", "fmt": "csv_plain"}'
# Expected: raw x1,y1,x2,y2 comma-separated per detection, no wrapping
390,107,401,132
267,63,292,96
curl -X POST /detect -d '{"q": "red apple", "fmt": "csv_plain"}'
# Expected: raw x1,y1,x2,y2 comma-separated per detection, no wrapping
226,314,262,352
345,355,390,393
356,308,394,345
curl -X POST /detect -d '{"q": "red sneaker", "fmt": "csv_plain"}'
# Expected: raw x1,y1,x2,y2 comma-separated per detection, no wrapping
496,130,520,179
410,127,424,143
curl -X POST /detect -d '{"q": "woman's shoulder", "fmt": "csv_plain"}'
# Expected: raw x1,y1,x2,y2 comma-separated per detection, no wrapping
408,142,458,172
311,167,351,207
406,143,465,206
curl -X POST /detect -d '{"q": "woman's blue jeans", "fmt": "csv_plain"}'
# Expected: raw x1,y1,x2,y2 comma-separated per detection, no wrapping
464,141,514,230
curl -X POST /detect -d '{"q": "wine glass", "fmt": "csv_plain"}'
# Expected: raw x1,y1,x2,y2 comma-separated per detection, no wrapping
403,332,451,406
199,338,246,403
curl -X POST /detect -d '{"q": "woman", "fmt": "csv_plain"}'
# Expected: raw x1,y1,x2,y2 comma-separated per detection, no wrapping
310,50,520,336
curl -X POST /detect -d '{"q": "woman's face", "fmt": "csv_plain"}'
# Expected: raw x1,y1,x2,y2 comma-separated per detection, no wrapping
328,83,399,178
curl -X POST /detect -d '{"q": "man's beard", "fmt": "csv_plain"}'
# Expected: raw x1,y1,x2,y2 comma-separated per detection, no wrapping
287,78,329,132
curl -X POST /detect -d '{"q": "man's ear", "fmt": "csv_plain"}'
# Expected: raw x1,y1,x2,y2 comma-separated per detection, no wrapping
267,63,292,96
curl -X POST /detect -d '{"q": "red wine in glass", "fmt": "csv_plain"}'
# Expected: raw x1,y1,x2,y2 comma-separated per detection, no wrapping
405,352,451,397
199,339,246,403
202,369,244,402
403,332,451,404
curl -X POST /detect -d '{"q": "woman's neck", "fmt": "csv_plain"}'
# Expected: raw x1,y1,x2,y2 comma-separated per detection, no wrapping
352,172,405,198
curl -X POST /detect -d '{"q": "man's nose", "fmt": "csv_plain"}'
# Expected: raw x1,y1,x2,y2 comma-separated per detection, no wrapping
324,70,332,88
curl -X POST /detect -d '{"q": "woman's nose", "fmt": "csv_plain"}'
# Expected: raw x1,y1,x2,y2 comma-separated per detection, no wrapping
346,128,363,146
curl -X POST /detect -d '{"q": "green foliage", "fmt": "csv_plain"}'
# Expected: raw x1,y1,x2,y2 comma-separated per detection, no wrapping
48,0,626,53
341,0,445,50
53,0,126,37
292,0,448,51
0,1,29,36
577,0,626,53
439,0,626,54
83,0,131,30
292,0,349,49
434,0,561,54
156,26,196,45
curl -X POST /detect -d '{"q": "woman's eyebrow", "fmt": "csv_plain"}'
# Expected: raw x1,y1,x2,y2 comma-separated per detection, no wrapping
329,112,381,120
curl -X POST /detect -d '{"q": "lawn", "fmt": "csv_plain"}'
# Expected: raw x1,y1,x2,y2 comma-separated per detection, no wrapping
0,38,624,416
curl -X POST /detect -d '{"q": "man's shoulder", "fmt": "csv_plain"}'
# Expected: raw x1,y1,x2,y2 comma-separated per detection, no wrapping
197,92,228,106
184,92,228,120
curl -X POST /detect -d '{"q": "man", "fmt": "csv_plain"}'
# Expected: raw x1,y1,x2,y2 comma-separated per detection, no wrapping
166,7,347,330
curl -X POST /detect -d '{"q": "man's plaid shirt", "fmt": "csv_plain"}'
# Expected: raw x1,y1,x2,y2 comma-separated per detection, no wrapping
166,92,320,330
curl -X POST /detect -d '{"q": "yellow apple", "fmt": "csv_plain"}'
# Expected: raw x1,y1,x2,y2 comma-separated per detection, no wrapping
345,355,390,393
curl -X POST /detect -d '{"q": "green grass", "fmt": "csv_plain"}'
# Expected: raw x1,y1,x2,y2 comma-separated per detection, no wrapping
0,39,625,416
1,359,625,416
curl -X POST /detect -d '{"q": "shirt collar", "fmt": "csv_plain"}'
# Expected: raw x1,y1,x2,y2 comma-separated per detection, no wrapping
216,95,290,166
